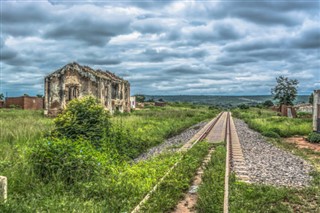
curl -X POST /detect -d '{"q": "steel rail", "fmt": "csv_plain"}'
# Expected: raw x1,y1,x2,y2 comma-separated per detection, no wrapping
130,112,224,213
223,112,231,213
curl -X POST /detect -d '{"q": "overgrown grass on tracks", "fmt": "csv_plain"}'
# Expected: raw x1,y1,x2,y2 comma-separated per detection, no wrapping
0,105,218,212
140,142,211,212
196,145,226,213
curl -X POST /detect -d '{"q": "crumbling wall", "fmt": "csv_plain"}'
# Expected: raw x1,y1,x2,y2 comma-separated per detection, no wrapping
45,63,131,116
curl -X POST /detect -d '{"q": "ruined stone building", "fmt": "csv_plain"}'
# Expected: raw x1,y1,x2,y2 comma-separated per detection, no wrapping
44,62,130,116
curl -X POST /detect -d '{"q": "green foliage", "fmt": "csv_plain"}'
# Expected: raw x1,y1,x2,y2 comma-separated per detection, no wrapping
297,111,312,118
141,142,210,212
308,132,320,143
271,76,299,105
0,93,4,100
135,94,145,103
232,108,312,137
238,104,249,109
110,106,219,159
36,94,43,98
28,137,113,184
53,96,110,146
230,174,320,212
263,100,274,107
0,103,219,212
262,131,280,138
309,93,314,104
9,104,21,109
197,145,226,213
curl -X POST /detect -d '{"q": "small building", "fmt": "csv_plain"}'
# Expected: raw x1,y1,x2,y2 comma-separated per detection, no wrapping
5,96,44,110
155,101,166,107
130,96,136,109
280,104,297,118
44,62,130,116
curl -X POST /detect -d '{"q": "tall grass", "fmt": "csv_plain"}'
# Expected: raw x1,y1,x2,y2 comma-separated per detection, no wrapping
0,105,218,212
232,108,312,137
196,145,226,213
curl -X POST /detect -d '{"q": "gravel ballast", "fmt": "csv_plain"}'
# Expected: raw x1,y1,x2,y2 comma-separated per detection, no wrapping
134,121,208,162
234,118,313,187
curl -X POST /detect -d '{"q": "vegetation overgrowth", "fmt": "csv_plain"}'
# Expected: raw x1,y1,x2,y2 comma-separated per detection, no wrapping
140,142,211,212
0,97,219,212
194,143,319,212
230,173,320,212
196,145,226,213
232,108,312,137
308,132,320,143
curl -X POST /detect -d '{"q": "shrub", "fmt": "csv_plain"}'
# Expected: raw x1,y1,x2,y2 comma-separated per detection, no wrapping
29,137,113,184
263,100,274,107
238,104,249,109
307,132,320,143
53,96,110,147
262,131,280,138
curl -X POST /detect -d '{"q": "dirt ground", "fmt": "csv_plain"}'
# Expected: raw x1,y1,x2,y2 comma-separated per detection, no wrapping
284,137,320,152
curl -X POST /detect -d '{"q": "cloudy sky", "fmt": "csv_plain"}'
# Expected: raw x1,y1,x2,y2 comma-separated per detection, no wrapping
1,0,319,96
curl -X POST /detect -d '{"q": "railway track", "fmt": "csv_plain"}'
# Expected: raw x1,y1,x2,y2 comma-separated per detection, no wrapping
131,111,247,213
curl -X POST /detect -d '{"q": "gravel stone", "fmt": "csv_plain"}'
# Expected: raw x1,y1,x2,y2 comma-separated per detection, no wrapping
234,118,313,187
134,121,208,162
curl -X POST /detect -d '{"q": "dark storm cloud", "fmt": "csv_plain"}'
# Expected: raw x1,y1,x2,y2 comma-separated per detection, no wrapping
142,48,208,62
216,56,256,66
49,0,176,8
191,1,319,26
131,19,167,34
44,16,132,46
1,0,319,96
1,47,18,61
79,57,121,65
189,23,242,43
292,27,320,49
164,65,206,75
2,2,50,24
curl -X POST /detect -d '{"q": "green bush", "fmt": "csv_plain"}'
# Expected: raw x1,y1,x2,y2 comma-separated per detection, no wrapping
262,131,280,138
263,100,274,107
307,132,320,143
238,104,249,109
53,96,110,147
29,137,113,184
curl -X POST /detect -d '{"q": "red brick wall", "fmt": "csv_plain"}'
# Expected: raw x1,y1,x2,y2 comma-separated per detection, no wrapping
5,97,44,110
5,97,24,108
23,97,44,110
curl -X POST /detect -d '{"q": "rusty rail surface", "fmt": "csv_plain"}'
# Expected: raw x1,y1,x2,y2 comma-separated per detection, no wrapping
130,112,224,213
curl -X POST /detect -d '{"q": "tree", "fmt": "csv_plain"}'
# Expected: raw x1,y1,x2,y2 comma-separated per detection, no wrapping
309,93,314,105
135,94,145,103
36,94,43,98
263,100,274,107
0,93,4,100
271,76,299,106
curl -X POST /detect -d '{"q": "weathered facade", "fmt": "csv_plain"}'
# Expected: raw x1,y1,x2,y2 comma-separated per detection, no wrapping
313,89,320,132
44,62,130,116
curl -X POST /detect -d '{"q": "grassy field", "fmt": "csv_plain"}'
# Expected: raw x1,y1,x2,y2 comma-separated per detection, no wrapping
232,108,312,137
197,108,319,213
195,144,319,213
0,104,219,212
